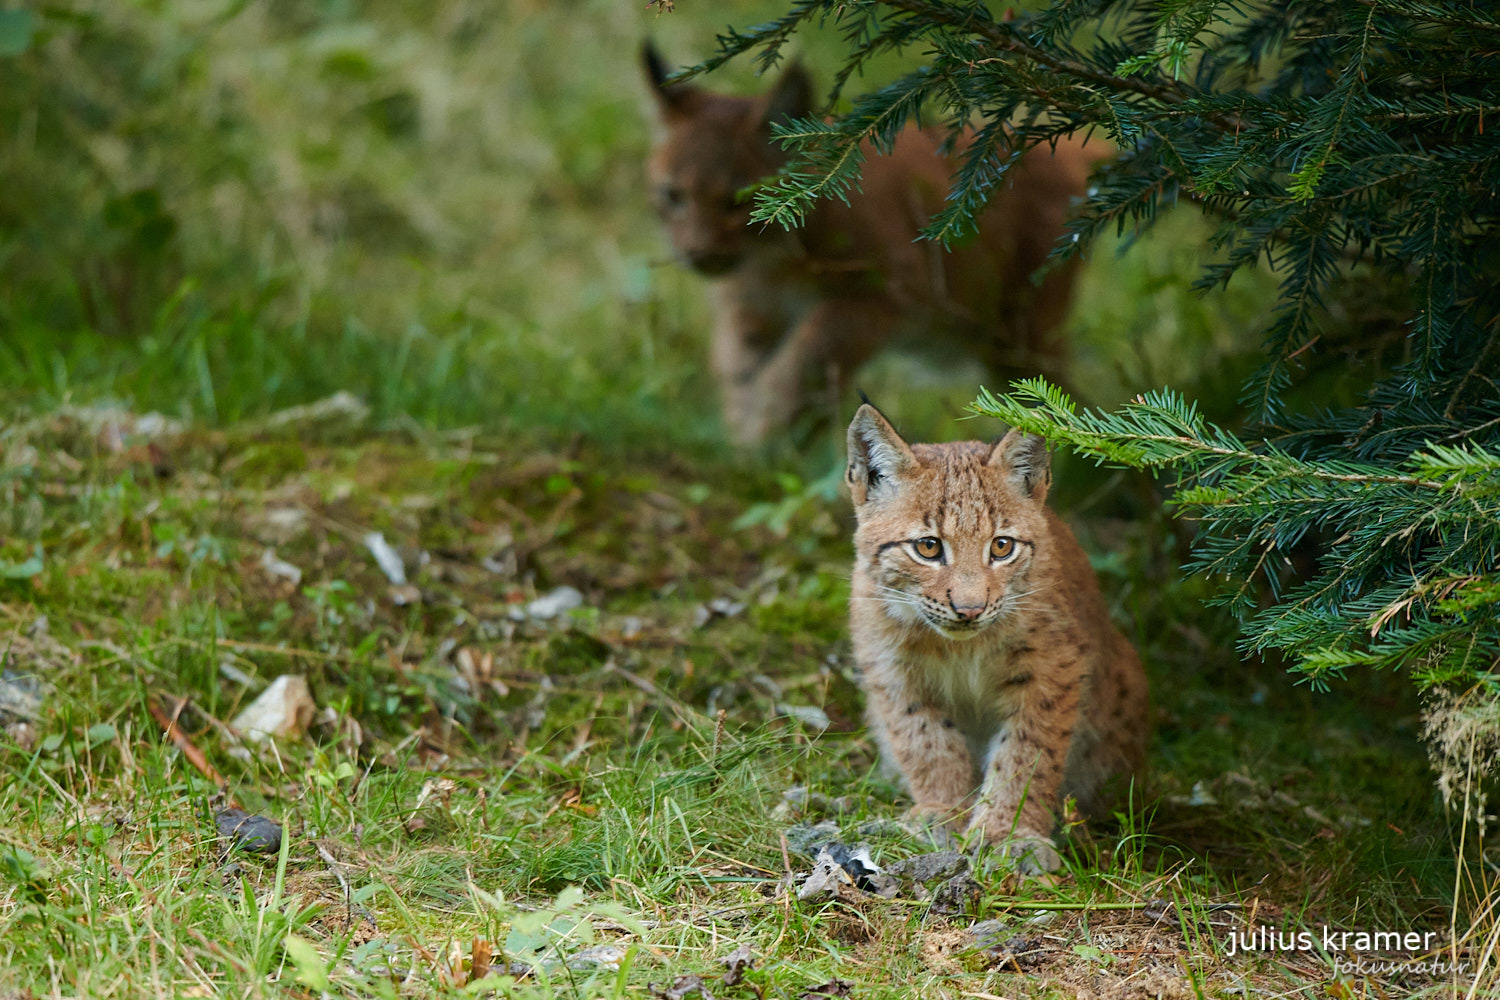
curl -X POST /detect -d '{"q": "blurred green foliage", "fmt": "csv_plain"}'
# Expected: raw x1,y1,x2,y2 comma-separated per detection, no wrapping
0,0,1277,455
2,0,718,440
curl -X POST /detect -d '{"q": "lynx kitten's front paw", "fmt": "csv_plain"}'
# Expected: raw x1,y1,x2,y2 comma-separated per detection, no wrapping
906,802,964,827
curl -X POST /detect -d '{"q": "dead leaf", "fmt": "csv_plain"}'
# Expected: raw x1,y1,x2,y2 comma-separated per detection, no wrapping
231,675,316,742
388,583,422,606
259,549,303,585
797,848,857,902
255,391,369,432
363,532,408,585
721,943,755,987
693,598,745,628
650,975,714,1000
527,585,583,620
557,787,597,817
471,938,493,981
979,934,1047,972
455,647,510,698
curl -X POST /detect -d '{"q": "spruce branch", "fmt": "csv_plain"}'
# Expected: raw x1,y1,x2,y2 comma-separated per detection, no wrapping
974,379,1500,689
872,0,1228,120
716,0,1500,696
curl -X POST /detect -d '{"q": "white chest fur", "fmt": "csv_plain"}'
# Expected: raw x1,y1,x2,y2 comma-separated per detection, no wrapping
909,637,1028,765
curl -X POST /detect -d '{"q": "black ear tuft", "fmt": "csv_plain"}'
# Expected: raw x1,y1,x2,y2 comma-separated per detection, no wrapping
643,41,671,88
643,41,693,110
763,60,813,128
847,404,916,505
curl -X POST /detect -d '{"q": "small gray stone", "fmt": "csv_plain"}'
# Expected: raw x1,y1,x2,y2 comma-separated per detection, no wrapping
775,704,831,731
527,586,583,620
0,670,43,723
566,944,628,971
885,850,970,884
783,820,841,856
778,786,855,818
852,817,926,839
967,919,1009,950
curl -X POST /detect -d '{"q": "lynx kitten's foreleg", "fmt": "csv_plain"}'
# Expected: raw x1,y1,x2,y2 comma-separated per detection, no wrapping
717,297,895,444
967,670,1083,873
864,677,973,822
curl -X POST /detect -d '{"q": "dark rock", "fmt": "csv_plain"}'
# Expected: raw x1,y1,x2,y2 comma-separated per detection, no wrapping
214,808,283,854
967,918,1008,950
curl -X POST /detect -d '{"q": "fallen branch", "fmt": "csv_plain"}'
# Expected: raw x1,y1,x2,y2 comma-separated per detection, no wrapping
148,694,236,805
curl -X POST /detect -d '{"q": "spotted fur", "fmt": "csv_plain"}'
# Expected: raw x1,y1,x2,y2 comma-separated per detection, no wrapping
846,404,1149,873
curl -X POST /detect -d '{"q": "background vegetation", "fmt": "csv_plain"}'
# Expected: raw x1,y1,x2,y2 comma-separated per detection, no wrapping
0,1,1482,997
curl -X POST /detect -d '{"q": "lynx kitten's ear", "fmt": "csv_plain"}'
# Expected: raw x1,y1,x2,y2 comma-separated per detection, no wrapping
989,429,1051,502
847,404,915,505
643,41,695,112
762,60,813,129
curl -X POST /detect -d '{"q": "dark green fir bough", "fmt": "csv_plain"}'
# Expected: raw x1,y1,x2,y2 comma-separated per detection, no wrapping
691,0,1500,736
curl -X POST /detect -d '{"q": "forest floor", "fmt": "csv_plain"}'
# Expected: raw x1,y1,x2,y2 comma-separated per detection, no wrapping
0,393,1468,999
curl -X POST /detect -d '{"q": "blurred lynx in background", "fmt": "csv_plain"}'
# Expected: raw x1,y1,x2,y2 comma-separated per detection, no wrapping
643,45,1105,445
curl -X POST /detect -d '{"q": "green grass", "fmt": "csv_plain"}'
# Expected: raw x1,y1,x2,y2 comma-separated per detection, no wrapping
0,409,1467,998
0,0,1485,997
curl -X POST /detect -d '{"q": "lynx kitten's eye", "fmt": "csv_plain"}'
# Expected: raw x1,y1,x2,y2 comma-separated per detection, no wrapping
990,536,1016,561
913,537,943,560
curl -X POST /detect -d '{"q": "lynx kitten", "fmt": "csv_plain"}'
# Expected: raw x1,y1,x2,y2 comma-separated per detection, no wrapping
846,404,1148,872
643,44,1102,445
